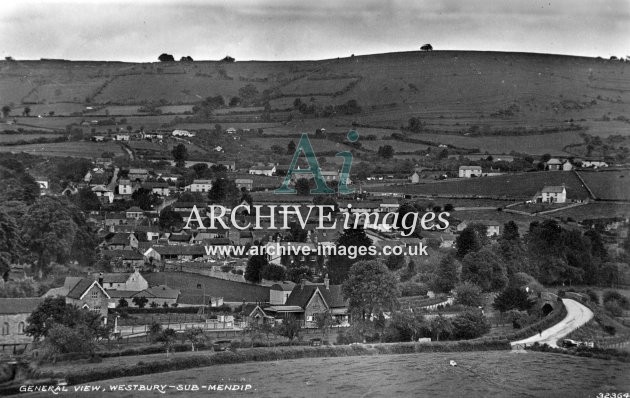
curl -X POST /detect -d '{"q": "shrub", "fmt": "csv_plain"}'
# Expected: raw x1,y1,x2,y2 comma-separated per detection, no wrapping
453,282,484,307
400,282,428,297
451,310,490,339
604,300,623,317
603,291,630,309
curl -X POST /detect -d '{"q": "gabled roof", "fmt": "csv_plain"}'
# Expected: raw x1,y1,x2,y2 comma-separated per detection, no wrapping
0,298,43,314
126,206,144,213
542,185,566,193
459,165,482,170
138,285,180,299
285,284,347,309
546,158,562,165
67,279,110,300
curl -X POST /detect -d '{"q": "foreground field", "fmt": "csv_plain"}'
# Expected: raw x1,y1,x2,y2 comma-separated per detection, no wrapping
29,351,630,397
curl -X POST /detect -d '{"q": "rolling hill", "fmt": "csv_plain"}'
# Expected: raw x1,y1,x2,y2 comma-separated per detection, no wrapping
1,51,629,137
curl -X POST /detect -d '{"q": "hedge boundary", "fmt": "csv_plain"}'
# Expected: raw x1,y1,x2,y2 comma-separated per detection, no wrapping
34,340,510,386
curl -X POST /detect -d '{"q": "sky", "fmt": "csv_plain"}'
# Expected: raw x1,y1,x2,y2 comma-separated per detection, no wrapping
1,0,629,62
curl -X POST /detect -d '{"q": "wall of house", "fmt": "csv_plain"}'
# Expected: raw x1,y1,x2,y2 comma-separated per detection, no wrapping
304,290,327,325
0,314,32,344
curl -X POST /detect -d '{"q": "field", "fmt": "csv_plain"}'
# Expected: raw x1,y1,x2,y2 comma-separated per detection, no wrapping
0,141,126,157
368,171,591,201
578,170,630,201
0,133,63,143
37,351,630,397
550,203,630,221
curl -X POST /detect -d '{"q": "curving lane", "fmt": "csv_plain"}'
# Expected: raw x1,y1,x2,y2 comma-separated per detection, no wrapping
511,298,594,348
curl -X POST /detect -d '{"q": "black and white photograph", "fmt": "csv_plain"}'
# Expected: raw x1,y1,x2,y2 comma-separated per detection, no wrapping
0,0,629,396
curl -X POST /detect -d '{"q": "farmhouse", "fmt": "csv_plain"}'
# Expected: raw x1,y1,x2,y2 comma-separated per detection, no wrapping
249,165,276,176
546,158,562,171
537,185,567,204
118,179,133,195
187,179,213,193
226,127,237,134
459,165,482,178
409,172,420,184
172,129,195,137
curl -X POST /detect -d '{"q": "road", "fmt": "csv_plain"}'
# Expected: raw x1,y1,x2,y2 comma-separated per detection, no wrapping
511,298,594,348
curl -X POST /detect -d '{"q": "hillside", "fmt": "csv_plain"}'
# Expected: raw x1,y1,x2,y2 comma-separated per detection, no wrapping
2,51,629,137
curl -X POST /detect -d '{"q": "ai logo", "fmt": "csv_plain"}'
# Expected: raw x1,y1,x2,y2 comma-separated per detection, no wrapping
275,131,358,195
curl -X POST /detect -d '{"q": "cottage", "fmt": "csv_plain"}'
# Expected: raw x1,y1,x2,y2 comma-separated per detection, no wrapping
142,181,171,196
249,165,276,177
546,158,562,171
65,279,110,322
458,165,482,178
143,245,208,263
225,128,237,134
218,160,236,171
125,207,144,220
409,172,420,184
118,179,133,195
101,250,145,272
128,169,150,182
172,129,195,137
105,232,138,250
92,185,114,203
235,178,254,190
562,160,573,171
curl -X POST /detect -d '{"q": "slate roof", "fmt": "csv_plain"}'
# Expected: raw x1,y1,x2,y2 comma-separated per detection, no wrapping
137,285,180,299
0,298,43,314
67,279,107,300
542,186,566,193
285,284,347,309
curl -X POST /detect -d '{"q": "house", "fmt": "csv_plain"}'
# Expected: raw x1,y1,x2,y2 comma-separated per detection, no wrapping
172,129,195,137
187,179,213,193
581,160,608,169
0,298,42,345
225,128,237,134
167,232,193,245
485,222,501,237
143,245,208,263
458,165,482,178
379,201,400,213
128,169,150,182
546,158,562,171
125,207,144,220
92,185,114,203
105,232,138,250
235,178,254,190
218,161,236,171
539,185,567,204
65,279,110,322
264,278,349,327
269,282,296,305
101,250,145,272
96,270,148,291
130,285,180,307
92,135,105,142
562,160,573,171
409,172,420,184
142,181,171,196
104,212,127,227
249,165,276,177
440,233,456,248
34,177,49,192
115,134,130,141
118,179,133,195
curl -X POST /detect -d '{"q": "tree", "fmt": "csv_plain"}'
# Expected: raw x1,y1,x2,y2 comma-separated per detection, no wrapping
208,178,240,207
221,55,235,62
314,311,333,339
74,187,101,211
0,209,22,278
245,254,268,283
432,255,459,293
158,207,183,230
158,53,175,62
132,188,159,210
461,248,507,292
456,225,485,258
429,314,452,341
328,227,373,284
501,221,520,241
184,327,206,351
493,286,535,313
156,328,177,356
451,310,490,339
118,298,129,308
420,44,433,51
180,55,193,62
1,105,10,119
377,145,394,159
132,296,149,308
295,178,311,196
277,315,301,343
389,310,428,341
261,263,286,281
453,282,484,307
342,260,399,322
23,107,31,117
385,253,405,271
287,140,296,155
172,143,189,168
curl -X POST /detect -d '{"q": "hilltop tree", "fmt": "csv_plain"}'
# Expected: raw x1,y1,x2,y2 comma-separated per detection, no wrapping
221,55,235,62
23,107,31,117
1,105,10,118
420,44,433,51
158,53,175,62
343,260,399,321
180,56,193,62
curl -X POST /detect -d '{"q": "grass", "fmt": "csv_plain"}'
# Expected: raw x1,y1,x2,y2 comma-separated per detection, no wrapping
0,141,126,157
32,351,630,397
368,171,591,200
578,170,630,201
550,202,630,221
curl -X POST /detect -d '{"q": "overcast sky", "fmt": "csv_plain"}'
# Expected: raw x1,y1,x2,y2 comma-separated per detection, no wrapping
2,0,629,62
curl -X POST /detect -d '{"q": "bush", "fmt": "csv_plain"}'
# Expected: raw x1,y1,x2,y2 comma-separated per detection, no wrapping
603,291,630,309
453,282,484,307
451,310,490,339
604,300,623,317
585,289,599,304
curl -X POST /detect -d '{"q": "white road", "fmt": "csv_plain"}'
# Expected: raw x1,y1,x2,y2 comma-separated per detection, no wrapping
511,298,594,348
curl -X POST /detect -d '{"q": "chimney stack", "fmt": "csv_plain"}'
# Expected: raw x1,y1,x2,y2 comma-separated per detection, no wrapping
300,279,306,289
324,274,330,290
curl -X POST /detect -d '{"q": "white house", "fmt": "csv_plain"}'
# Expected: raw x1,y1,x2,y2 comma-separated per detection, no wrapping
187,179,213,192
546,158,562,171
540,185,567,204
249,165,276,176
118,179,133,195
92,185,114,203
458,165,482,178
172,129,195,137
226,128,237,134
115,134,130,141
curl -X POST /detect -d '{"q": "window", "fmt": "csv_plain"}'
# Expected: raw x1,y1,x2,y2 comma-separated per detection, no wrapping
91,289,98,299
92,306,101,313
2,322,9,335
17,322,25,334
306,316,313,322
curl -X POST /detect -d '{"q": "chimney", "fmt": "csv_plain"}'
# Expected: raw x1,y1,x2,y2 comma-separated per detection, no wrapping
98,272,104,286
324,274,330,290
300,279,306,289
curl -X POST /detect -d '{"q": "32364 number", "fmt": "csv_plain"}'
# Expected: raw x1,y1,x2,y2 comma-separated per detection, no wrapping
597,393,629,398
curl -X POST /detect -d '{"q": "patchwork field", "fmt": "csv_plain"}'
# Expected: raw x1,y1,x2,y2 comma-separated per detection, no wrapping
579,170,630,201
368,171,591,200
0,141,126,157
41,351,630,398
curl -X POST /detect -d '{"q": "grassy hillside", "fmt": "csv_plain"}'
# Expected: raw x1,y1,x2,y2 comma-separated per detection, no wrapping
2,51,629,137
